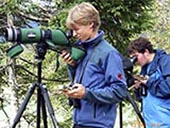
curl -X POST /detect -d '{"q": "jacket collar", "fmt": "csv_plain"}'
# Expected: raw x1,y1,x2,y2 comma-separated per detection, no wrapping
141,50,166,75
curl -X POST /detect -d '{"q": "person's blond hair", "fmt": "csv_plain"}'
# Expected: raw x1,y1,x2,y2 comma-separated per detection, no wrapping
66,2,101,31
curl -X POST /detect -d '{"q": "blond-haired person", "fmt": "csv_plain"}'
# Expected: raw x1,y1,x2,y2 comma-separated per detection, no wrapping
61,2,127,128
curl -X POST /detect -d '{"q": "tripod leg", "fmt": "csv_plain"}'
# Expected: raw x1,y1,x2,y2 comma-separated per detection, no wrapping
39,84,59,128
36,86,48,128
126,92,146,128
37,87,41,128
12,83,37,128
119,102,123,128
41,93,48,128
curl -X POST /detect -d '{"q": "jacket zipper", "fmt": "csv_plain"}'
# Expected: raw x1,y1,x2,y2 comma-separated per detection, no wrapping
94,103,97,118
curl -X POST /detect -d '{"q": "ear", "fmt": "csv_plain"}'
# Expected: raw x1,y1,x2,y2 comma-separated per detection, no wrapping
145,49,149,53
89,22,94,28
144,49,150,56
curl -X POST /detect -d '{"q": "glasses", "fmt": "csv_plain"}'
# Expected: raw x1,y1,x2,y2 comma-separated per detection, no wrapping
130,56,137,64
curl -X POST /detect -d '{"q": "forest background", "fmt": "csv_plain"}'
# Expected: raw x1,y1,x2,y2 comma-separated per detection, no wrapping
0,0,170,128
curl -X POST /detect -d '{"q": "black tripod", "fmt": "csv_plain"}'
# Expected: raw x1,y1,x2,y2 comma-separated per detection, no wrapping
11,43,59,128
119,91,146,128
120,57,146,128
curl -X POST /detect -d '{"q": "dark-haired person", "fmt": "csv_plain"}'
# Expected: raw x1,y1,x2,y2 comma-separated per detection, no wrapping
60,2,128,128
128,37,170,128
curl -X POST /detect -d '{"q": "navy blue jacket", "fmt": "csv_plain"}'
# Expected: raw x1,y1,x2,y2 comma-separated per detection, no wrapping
68,31,127,128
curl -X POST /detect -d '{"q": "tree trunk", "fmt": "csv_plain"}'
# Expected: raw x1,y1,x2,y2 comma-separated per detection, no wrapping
6,14,19,127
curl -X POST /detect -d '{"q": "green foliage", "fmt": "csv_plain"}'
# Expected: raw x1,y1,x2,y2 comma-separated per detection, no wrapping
0,0,160,127
91,0,156,55
144,0,170,52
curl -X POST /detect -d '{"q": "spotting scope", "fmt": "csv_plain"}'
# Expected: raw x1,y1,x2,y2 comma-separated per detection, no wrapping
5,27,86,60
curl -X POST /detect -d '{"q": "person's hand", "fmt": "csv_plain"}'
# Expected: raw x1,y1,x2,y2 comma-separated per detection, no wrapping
60,50,76,66
130,75,148,89
62,83,86,99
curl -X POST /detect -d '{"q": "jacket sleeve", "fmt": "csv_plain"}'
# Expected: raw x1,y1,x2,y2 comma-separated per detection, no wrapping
83,51,128,104
146,55,170,98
